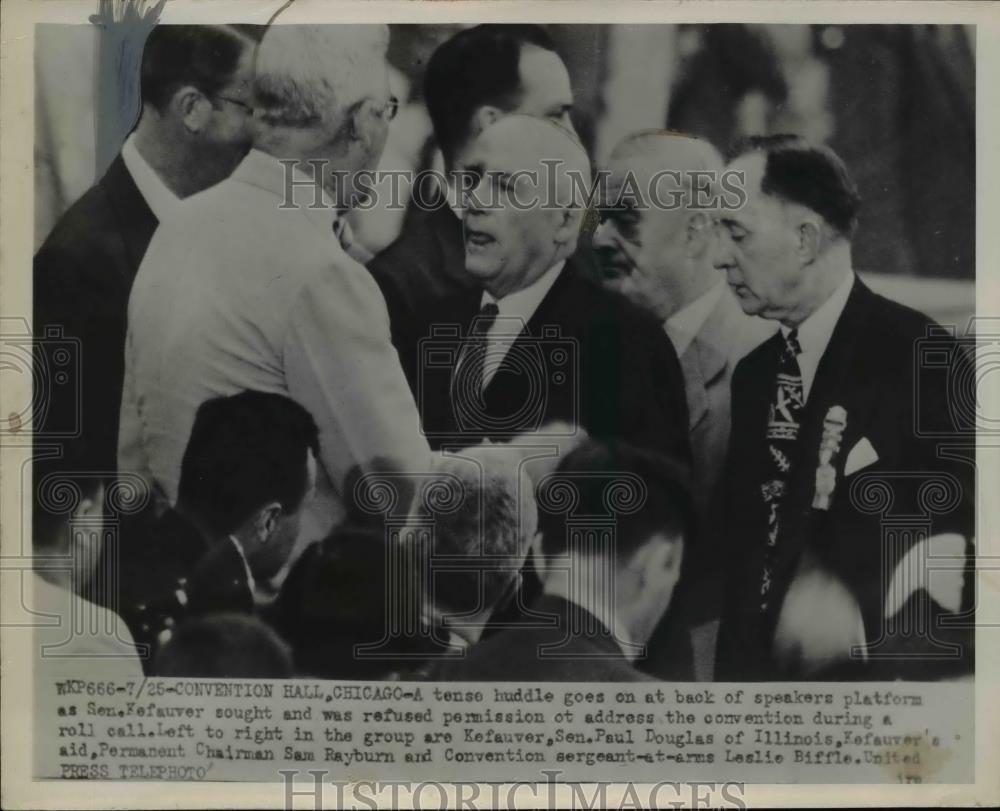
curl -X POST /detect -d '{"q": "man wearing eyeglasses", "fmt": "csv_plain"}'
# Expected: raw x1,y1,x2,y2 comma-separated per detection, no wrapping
119,25,431,554
34,24,259,476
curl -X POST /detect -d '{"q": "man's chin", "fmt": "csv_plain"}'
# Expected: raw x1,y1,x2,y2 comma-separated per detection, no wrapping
464,254,502,280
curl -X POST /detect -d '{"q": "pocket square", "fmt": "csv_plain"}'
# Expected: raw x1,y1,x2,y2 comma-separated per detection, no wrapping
844,437,878,476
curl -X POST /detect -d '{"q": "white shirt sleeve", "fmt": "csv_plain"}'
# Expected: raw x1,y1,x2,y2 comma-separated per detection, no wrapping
282,252,431,496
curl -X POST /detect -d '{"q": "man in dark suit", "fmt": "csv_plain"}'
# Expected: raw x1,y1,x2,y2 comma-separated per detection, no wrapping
437,440,692,681
119,391,319,665
418,115,690,458
33,25,258,472
714,136,975,681
419,115,690,638
367,24,580,390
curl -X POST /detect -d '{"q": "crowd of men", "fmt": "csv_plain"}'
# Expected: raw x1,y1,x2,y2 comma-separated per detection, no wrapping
32,23,974,684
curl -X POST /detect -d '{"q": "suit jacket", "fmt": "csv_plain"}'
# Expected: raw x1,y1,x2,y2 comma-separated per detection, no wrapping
716,277,974,680
433,595,657,682
678,288,776,573
118,148,430,542
418,256,692,458
33,154,158,472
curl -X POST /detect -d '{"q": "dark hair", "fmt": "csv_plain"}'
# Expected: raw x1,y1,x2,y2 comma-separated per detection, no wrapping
32,436,106,549
732,134,862,238
425,24,559,163
152,613,293,678
140,24,259,113
537,440,694,561
177,391,320,538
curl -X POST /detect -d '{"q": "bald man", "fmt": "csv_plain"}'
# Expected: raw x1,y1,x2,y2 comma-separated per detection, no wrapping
420,116,690,459
417,116,690,643
592,132,775,676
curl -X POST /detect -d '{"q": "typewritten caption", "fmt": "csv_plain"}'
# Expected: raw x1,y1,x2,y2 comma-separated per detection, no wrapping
36,679,973,783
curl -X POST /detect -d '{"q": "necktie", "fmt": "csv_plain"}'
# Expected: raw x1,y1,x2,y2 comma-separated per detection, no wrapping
450,302,500,415
759,329,804,615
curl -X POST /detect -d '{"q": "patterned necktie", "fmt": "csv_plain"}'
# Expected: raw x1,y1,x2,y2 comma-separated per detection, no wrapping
759,328,804,615
451,302,500,412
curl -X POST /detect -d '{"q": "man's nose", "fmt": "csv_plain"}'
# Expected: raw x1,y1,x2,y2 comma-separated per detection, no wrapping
712,236,734,270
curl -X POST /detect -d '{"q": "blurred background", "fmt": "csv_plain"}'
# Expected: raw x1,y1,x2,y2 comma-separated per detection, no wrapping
35,22,976,327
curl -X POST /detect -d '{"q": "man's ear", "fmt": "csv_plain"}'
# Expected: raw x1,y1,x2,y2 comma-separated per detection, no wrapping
469,105,503,137
685,211,713,257
73,492,104,522
171,85,213,134
253,502,283,545
797,218,823,265
553,206,581,247
635,535,683,590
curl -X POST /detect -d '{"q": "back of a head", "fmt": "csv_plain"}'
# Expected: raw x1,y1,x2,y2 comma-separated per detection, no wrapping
731,134,861,239
536,440,693,563
253,24,389,130
414,448,537,619
425,24,558,163
152,613,293,678
177,391,319,538
140,24,259,113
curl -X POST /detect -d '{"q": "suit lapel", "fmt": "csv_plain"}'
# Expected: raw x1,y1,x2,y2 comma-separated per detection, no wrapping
100,154,158,280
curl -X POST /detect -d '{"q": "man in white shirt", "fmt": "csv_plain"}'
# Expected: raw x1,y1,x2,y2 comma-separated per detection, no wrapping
714,135,974,680
119,25,431,544
34,25,258,473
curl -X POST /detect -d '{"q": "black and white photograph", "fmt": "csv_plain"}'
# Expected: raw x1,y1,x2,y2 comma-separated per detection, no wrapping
2,0,996,805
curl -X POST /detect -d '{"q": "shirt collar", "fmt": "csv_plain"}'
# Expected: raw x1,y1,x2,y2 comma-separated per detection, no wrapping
233,148,344,235
228,534,257,596
665,278,726,356
120,133,181,222
481,260,565,330
780,270,855,356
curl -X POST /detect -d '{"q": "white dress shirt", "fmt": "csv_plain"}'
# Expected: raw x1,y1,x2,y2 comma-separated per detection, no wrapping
120,133,181,222
781,272,855,402
119,148,431,542
479,260,565,388
664,278,727,357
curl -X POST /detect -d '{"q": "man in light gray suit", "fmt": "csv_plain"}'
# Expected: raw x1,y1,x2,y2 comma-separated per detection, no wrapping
120,25,431,548
593,132,774,676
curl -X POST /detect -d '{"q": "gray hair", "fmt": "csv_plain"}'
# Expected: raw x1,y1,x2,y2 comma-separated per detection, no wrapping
409,446,537,617
253,24,389,129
